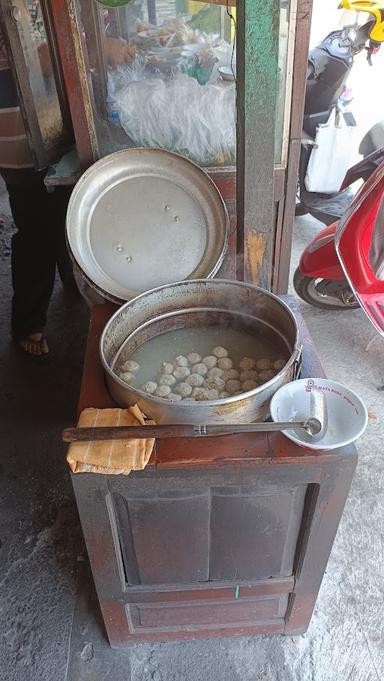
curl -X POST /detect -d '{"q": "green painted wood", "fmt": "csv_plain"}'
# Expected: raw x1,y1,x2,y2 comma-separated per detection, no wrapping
236,0,280,290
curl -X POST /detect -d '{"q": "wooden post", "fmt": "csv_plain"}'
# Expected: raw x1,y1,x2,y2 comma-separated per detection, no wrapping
236,0,280,289
275,0,314,293
51,0,98,169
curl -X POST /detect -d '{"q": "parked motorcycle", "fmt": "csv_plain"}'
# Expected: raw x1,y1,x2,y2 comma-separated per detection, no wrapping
296,0,384,226
294,148,384,311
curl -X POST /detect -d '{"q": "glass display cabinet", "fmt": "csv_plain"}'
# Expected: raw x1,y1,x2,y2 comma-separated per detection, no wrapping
50,0,296,166
73,0,238,167
0,0,313,292
0,0,72,168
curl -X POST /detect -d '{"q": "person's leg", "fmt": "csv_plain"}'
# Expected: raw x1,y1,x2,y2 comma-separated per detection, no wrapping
52,186,77,291
5,169,57,354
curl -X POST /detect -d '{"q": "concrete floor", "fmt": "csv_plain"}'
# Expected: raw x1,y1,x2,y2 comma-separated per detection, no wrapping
1,180,384,679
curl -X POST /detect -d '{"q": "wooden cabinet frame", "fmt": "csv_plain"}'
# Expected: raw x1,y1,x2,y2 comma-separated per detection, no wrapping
72,303,356,647
0,0,73,168
50,0,313,293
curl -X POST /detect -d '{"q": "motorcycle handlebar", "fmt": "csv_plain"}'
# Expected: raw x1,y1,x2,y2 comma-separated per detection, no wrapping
354,20,376,53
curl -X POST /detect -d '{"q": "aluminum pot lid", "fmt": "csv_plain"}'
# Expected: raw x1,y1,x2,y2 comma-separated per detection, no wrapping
66,148,229,303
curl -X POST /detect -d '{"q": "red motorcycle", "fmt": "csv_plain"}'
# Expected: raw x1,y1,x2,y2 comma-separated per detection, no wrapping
294,148,384,329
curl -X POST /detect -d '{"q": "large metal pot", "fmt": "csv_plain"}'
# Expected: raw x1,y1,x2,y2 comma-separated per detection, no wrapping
100,279,302,424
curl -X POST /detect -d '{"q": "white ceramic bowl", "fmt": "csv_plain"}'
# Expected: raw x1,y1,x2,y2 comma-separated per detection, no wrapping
270,378,368,450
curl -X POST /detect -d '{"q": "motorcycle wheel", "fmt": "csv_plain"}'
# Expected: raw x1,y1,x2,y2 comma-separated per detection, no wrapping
293,268,359,310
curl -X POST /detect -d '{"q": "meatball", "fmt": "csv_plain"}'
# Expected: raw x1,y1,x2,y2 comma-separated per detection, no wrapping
119,371,135,384
202,355,217,368
155,385,172,398
240,370,258,382
186,373,205,387
207,367,224,380
120,359,140,373
223,368,239,381
187,352,202,365
242,380,258,392
258,369,275,383
217,357,233,370
174,382,193,398
167,393,182,402
160,361,174,375
239,357,256,371
173,366,191,380
175,355,189,367
193,387,219,400
256,358,272,371
226,379,241,394
274,358,286,371
219,391,230,399
204,377,226,392
159,374,177,387
212,346,228,359
193,363,208,376
192,387,209,401
141,381,157,394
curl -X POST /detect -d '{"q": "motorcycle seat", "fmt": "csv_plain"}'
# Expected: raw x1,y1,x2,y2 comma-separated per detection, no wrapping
301,187,355,225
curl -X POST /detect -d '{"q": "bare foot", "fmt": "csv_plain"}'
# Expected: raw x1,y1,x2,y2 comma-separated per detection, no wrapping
18,333,49,356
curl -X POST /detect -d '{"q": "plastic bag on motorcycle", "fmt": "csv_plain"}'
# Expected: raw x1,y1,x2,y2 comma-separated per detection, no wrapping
305,107,358,194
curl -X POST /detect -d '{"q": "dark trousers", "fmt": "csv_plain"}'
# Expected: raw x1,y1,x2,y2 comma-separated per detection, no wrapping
1,168,72,340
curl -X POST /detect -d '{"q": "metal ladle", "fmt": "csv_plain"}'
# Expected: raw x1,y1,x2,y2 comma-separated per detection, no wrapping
63,389,327,443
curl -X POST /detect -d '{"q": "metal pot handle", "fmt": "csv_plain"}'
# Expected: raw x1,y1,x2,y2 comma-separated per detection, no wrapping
292,345,303,380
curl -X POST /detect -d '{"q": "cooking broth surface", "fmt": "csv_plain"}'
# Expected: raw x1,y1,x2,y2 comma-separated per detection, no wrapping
118,324,289,389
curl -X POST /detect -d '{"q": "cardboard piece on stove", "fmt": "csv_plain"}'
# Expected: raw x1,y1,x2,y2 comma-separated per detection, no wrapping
66,405,155,475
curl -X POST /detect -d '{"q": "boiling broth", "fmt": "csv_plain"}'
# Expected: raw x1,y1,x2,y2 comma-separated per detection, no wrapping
117,324,289,390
